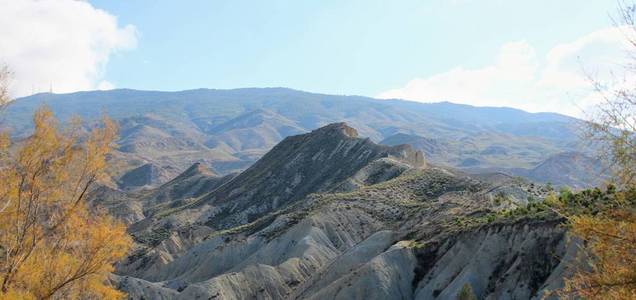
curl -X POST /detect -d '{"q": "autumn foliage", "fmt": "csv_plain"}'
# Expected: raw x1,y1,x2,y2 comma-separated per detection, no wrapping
563,210,636,299
0,107,131,299
551,1,636,299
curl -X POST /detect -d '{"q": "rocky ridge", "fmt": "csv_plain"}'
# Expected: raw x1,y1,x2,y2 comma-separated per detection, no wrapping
85,123,574,299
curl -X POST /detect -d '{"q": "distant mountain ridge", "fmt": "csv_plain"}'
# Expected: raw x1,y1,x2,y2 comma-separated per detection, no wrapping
379,132,605,188
514,151,608,188
3,87,594,188
6,88,576,136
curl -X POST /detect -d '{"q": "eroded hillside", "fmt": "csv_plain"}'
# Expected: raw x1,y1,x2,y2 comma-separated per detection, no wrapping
87,123,574,300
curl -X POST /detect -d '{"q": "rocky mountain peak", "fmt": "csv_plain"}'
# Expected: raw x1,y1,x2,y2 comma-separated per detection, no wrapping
312,122,359,138
186,123,423,229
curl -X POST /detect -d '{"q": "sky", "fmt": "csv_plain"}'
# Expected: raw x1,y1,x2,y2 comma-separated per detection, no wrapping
0,0,629,117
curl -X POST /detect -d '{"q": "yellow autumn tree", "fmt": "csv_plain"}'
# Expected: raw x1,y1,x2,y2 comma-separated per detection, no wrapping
560,2,636,299
562,210,636,299
0,106,132,299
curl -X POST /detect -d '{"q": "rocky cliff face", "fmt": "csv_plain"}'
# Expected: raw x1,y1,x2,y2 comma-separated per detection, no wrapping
97,123,574,300
410,219,574,300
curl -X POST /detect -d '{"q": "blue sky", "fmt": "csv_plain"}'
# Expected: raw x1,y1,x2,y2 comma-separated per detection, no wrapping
0,0,627,116
93,0,616,94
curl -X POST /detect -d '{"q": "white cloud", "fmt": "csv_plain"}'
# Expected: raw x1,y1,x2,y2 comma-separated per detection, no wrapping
97,80,115,91
0,0,137,97
378,27,632,117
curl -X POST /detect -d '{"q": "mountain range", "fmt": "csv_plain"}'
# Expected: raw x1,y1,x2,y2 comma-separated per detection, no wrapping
2,87,599,298
2,88,601,189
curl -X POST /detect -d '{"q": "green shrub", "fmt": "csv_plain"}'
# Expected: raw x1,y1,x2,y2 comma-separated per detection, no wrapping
493,192,508,206
457,283,477,300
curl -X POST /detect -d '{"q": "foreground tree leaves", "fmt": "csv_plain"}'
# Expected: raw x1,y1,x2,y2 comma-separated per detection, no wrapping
543,187,636,299
561,210,636,299
0,107,131,299
566,2,636,299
